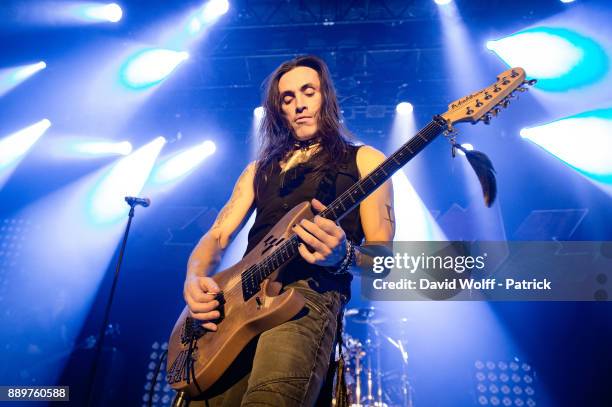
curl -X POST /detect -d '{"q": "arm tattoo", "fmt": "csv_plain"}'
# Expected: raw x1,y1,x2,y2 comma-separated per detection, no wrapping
211,166,250,230
384,203,395,227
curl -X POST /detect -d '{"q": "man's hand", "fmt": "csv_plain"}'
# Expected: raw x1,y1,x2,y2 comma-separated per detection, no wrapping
293,198,347,267
184,276,221,331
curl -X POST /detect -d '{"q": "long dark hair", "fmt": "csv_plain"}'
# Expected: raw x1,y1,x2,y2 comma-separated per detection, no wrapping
254,55,353,195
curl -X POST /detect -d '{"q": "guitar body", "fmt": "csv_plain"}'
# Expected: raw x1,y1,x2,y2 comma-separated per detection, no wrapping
167,201,315,396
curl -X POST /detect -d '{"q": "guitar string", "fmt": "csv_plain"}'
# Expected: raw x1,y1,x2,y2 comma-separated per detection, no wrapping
221,120,444,299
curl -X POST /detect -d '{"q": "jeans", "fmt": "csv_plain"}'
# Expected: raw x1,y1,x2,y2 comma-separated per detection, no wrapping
188,278,344,407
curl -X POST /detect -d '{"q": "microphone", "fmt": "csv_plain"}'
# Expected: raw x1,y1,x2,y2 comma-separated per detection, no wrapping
125,196,151,208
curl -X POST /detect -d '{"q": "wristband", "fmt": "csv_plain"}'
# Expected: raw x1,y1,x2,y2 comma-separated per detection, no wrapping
329,240,355,275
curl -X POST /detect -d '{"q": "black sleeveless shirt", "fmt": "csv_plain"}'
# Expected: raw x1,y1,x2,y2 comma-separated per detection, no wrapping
244,144,365,298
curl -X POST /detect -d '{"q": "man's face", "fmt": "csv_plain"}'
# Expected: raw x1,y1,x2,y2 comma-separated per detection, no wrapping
278,66,322,141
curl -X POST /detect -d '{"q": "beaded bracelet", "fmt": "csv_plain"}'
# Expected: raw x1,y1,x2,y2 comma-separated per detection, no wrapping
330,239,355,275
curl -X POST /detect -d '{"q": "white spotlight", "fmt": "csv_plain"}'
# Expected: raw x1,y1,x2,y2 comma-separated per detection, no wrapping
120,49,189,89
0,119,51,168
73,141,133,156
396,102,414,115
188,16,202,33
88,136,166,223
11,61,47,82
79,2,123,23
456,143,474,156
103,3,123,22
201,140,217,156
434,0,453,5
253,106,265,119
202,0,230,22
560,0,575,3
152,140,217,185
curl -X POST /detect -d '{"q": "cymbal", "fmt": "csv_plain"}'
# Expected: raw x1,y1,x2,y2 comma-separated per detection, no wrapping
345,306,387,325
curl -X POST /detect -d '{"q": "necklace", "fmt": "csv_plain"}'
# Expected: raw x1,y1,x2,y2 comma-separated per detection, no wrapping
293,137,320,151
281,138,320,173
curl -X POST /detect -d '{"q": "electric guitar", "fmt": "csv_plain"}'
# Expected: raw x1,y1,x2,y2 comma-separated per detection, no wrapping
166,67,533,396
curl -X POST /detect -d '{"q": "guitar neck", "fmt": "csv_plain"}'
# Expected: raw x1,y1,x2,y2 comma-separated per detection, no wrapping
320,118,446,222
241,118,446,300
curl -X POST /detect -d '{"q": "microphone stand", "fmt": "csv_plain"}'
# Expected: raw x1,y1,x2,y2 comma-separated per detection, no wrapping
85,201,142,406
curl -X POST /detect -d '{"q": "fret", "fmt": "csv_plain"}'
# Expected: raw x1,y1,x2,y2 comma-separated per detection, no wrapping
392,156,401,165
339,196,351,208
327,206,337,220
363,176,376,187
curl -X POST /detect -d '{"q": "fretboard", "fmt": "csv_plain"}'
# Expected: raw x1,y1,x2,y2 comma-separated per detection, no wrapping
241,118,446,300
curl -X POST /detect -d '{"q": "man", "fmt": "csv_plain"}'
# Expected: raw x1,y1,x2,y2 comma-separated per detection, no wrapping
183,55,394,406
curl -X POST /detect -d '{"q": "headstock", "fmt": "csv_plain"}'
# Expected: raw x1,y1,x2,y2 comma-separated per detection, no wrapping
440,67,536,126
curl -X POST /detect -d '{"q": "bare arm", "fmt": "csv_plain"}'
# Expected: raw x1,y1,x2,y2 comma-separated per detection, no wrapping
355,145,395,264
184,162,256,329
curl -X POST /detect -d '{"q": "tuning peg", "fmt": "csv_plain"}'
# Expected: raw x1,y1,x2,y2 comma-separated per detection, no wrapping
502,99,511,108
517,87,528,93
501,77,510,85
526,79,537,86
510,69,519,78
482,113,492,125
492,107,502,116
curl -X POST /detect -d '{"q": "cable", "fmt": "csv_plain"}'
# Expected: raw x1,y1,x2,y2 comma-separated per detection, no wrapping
147,349,168,407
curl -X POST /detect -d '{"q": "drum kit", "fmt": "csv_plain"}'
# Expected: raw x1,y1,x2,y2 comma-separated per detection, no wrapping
337,307,414,407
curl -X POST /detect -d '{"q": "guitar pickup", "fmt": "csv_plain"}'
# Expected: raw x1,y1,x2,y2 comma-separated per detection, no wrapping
213,291,225,322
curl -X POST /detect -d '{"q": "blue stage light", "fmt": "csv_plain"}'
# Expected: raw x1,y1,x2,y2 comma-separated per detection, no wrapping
119,49,189,89
487,27,608,91
151,140,216,185
72,141,133,156
0,119,51,188
520,108,612,184
396,102,414,115
0,119,51,170
88,136,166,223
202,0,230,23
188,16,203,33
0,62,46,97
71,2,123,23
12,61,46,81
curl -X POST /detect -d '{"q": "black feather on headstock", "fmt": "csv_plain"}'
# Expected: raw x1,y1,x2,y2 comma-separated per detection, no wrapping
453,143,497,207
